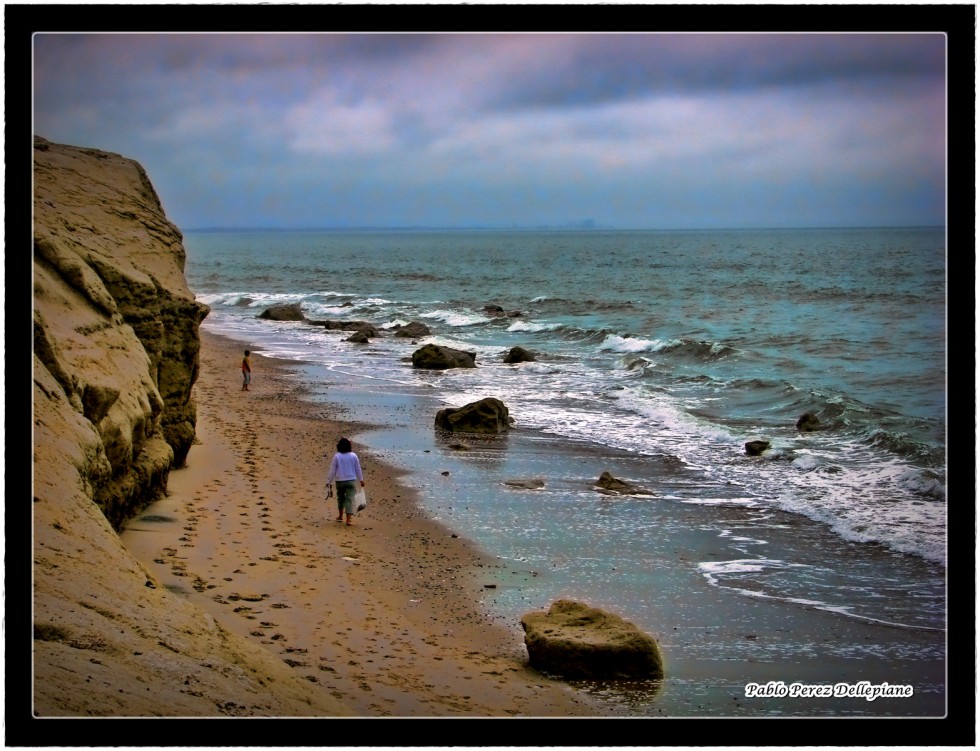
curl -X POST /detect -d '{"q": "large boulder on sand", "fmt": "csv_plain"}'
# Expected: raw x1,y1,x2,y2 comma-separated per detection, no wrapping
435,398,512,434
521,600,664,680
412,343,476,369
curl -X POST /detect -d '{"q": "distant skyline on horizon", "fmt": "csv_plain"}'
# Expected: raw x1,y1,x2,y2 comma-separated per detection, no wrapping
32,31,948,232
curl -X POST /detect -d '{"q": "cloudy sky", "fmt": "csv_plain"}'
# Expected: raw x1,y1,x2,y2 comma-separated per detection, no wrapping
32,31,947,230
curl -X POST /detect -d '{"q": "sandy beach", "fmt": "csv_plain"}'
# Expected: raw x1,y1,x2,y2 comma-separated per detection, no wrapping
120,328,605,720
114,326,958,734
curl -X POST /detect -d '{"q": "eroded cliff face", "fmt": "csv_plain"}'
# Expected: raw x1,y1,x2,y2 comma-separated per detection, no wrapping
34,136,209,527
31,138,352,717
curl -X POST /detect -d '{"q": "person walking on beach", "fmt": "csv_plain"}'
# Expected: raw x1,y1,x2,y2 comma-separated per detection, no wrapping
326,437,364,526
241,350,251,391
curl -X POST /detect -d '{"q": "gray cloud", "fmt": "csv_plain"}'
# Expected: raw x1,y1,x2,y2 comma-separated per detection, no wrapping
32,32,947,230
451,33,946,110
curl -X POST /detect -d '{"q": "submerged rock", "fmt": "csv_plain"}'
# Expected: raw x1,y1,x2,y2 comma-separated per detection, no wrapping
521,599,664,680
594,471,653,496
745,440,771,456
317,320,380,337
393,321,432,338
503,478,545,489
485,304,522,318
503,346,537,364
796,412,821,432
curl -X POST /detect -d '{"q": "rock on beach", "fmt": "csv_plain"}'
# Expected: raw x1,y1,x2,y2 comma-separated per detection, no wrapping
258,302,305,321
521,599,664,680
435,398,512,434
594,471,653,496
412,343,477,369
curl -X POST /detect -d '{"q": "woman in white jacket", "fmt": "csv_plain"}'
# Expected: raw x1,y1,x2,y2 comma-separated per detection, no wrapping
326,437,365,526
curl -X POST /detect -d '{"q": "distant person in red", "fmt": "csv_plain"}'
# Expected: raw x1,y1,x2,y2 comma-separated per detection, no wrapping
241,350,251,391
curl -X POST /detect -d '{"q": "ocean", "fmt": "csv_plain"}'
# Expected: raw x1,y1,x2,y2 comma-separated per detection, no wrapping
183,226,947,717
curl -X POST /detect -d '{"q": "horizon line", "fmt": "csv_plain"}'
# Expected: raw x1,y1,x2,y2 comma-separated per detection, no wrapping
182,223,944,233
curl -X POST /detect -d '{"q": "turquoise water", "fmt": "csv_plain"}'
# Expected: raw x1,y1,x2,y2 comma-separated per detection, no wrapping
183,227,947,716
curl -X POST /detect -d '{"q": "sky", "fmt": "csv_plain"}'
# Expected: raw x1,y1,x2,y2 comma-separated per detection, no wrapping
31,30,948,231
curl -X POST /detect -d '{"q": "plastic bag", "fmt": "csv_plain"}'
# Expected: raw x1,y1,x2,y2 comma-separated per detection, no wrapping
354,487,367,513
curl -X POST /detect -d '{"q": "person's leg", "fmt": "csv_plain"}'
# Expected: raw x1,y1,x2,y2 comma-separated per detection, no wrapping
337,481,355,524
343,482,356,525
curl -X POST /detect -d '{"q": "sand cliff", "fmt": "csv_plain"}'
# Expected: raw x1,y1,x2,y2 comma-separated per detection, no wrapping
31,137,354,716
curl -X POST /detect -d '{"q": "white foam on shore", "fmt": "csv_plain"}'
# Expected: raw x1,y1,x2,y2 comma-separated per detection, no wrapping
421,309,494,327
599,333,673,353
506,319,562,333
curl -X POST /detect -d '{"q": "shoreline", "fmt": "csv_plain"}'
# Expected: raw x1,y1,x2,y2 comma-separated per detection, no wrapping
119,327,950,725
120,328,605,718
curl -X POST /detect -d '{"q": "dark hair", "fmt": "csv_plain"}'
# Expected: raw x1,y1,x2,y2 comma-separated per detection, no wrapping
337,437,352,453
244,350,250,356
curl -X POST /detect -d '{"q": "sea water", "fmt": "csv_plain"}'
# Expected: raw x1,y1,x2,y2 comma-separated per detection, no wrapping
183,227,947,715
